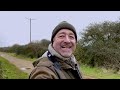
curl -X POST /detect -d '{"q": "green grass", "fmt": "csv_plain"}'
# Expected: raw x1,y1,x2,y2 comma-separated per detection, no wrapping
80,64,120,79
8,53,36,62
0,56,29,79
5,52,120,79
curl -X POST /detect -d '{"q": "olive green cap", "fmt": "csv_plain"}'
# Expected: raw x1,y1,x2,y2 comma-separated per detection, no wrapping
51,21,77,43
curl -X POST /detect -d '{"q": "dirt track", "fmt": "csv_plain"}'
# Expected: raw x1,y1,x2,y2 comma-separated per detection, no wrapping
0,52,96,79
0,52,34,74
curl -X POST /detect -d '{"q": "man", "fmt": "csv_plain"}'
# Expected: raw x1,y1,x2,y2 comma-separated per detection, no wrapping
29,21,83,79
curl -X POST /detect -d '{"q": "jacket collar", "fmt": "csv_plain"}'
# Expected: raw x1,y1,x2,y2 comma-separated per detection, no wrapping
33,43,78,69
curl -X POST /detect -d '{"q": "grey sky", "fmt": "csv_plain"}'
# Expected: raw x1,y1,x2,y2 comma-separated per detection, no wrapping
0,11,120,47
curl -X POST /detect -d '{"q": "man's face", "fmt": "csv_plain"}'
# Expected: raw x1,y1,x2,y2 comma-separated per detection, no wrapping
52,29,76,58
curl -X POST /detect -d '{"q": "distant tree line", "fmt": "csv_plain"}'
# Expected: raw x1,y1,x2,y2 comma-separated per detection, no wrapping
0,39,50,58
0,19,120,73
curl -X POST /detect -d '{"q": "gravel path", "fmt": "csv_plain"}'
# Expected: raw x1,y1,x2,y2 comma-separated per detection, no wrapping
0,52,96,79
0,52,34,74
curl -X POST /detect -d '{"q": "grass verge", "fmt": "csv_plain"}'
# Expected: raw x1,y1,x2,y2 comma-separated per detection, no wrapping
8,53,36,61
81,64,120,79
0,56,28,79
6,52,120,79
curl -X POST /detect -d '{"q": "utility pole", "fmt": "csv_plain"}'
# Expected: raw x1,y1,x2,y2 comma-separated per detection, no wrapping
26,17,36,43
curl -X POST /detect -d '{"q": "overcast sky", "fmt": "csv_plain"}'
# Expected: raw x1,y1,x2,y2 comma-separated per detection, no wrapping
0,11,120,47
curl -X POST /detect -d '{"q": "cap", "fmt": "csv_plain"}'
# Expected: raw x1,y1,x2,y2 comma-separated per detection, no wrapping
51,21,77,43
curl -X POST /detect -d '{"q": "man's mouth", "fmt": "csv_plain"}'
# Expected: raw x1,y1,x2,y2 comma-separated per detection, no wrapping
61,46,71,48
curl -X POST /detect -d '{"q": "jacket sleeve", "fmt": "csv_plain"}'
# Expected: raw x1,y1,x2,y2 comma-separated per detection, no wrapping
29,66,58,79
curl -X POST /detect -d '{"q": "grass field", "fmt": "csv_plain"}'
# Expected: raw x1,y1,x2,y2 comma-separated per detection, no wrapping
5,52,120,79
0,56,28,79
8,53,36,61
81,64,120,79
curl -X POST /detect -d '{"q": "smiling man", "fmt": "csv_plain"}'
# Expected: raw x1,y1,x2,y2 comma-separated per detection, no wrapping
29,21,83,79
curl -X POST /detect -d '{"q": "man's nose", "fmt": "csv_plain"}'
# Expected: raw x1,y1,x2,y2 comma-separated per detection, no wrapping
64,36,71,43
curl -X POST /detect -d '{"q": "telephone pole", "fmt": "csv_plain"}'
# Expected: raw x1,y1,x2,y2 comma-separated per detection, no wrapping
26,17,36,43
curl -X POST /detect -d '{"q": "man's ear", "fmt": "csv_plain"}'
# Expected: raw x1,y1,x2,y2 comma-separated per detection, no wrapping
53,37,55,43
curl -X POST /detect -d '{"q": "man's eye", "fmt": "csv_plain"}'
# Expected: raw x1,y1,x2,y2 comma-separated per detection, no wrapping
70,36,75,39
59,35,64,37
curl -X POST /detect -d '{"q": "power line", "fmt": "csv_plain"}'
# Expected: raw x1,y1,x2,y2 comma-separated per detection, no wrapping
26,17,36,43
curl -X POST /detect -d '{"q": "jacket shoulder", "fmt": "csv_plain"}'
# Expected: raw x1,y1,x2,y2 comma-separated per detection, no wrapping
29,57,59,79
36,57,54,67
